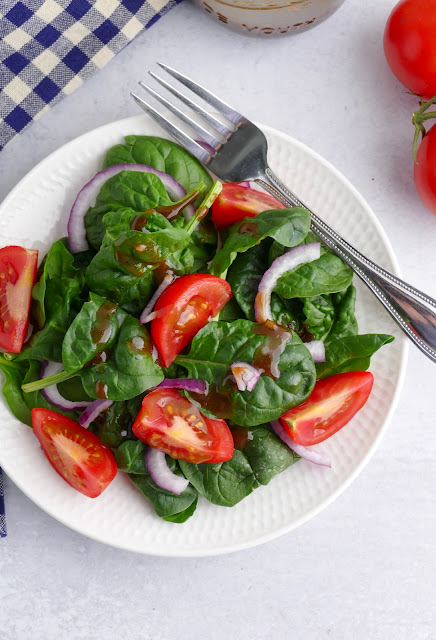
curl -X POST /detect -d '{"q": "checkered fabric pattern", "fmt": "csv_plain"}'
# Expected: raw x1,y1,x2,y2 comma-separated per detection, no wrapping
0,0,183,150
0,469,6,538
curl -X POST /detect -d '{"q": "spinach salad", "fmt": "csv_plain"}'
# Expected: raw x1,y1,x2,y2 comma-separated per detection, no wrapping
0,135,394,523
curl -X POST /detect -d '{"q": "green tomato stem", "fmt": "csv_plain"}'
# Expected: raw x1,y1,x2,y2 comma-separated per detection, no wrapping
22,369,79,393
412,97,436,162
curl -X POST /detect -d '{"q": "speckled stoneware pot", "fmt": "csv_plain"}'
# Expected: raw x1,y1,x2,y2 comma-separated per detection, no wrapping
192,0,346,37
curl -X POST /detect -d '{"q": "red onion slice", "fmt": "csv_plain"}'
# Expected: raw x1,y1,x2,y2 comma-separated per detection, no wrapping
79,399,113,428
67,164,194,253
255,243,321,324
231,362,261,391
140,272,176,324
304,340,326,363
270,420,331,468
40,361,92,411
152,378,207,394
144,448,189,494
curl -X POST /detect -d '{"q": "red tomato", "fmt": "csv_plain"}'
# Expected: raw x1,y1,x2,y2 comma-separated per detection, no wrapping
211,183,285,230
133,388,234,463
280,371,373,446
32,408,117,498
0,246,38,353
151,274,232,367
414,123,436,215
384,0,436,99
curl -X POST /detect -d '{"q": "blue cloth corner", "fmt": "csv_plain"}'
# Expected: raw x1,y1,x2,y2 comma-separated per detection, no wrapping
0,0,184,150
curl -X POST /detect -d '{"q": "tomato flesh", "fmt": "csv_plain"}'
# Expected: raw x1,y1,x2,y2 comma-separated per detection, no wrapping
0,246,38,353
414,124,436,216
133,388,234,463
211,183,285,230
384,0,436,98
32,408,118,498
280,371,374,446
151,274,232,367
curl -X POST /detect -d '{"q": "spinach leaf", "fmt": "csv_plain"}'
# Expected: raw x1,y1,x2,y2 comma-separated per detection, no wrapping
0,356,32,426
173,218,217,274
85,247,154,316
268,230,321,264
115,440,147,474
129,471,198,520
17,240,85,362
85,171,174,251
227,241,270,320
79,314,163,400
103,135,213,205
210,208,311,276
118,440,198,520
101,208,173,247
230,237,355,342
85,226,190,315
227,242,304,330
270,295,304,331
95,401,133,448
162,497,198,523
62,293,163,400
56,376,92,403
85,203,122,252
326,285,358,343
275,251,353,299
219,297,246,322
31,239,84,328
302,294,335,340
94,170,172,213
179,425,299,507
316,334,395,378
72,248,95,271
176,319,316,426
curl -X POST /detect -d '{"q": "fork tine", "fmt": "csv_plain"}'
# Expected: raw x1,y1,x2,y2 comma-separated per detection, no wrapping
148,71,234,140
157,62,245,126
138,81,223,150
131,92,211,165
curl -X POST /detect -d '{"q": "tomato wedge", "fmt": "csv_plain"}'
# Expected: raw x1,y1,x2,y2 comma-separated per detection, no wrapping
132,388,234,464
280,371,374,446
151,274,232,367
0,246,38,353
32,408,117,498
211,183,285,230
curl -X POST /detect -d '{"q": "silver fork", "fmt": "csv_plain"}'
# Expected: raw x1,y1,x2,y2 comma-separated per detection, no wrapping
132,63,436,364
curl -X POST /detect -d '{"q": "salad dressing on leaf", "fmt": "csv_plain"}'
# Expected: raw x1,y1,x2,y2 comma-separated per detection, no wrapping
155,188,200,220
190,385,232,419
131,211,154,232
84,349,110,368
91,300,117,347
127,334,152,357
239,221,259,236
252,321,292,379
231,427,253,450
95,381,109,399
114,243,149,276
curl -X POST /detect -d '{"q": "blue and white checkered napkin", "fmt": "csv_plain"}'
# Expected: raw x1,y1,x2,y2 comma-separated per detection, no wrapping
0,0,183,150
0,468,6,538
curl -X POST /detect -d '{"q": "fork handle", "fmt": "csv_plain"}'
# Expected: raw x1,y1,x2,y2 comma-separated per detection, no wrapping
256,167,436,364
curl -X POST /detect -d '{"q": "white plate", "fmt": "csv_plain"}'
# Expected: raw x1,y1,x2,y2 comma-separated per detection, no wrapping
0,115,407,556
